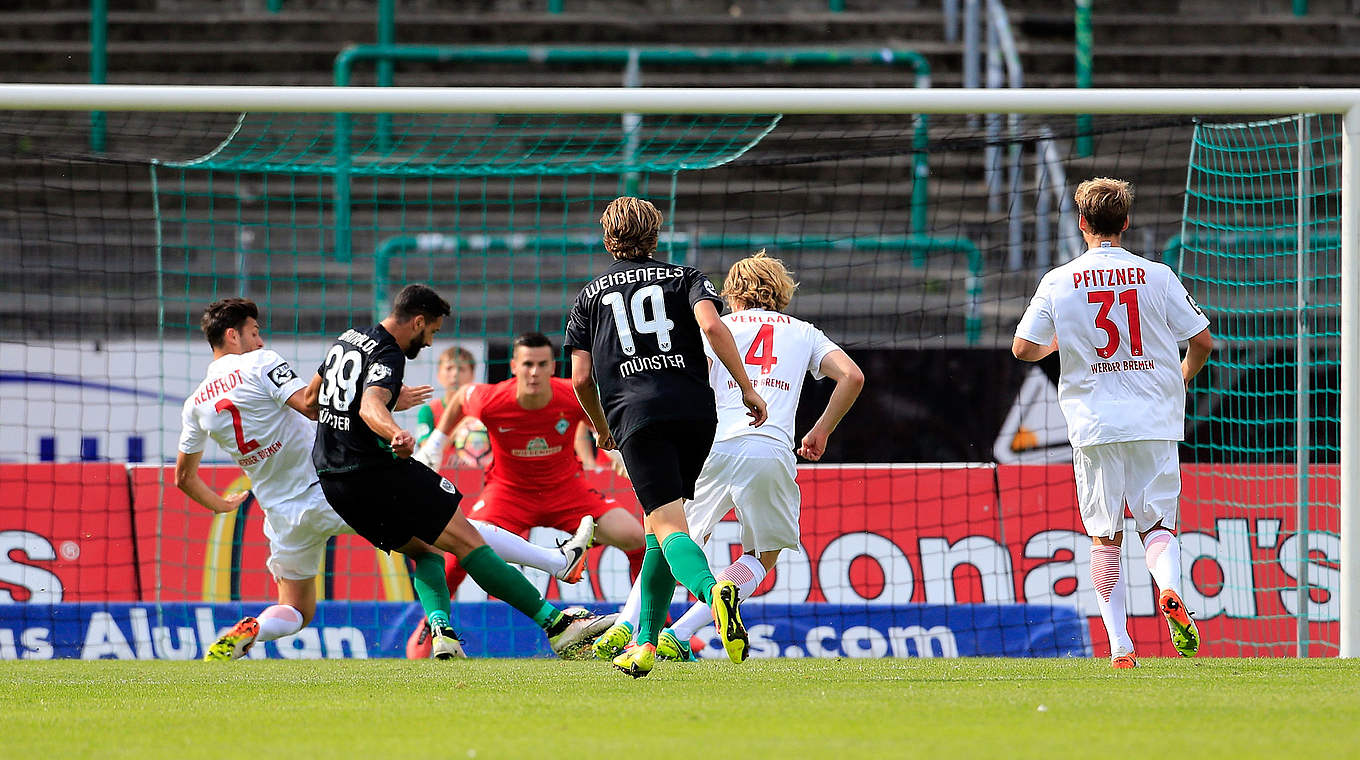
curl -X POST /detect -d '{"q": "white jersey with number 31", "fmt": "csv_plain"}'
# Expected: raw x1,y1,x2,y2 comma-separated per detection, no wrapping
1015,245,1210,447
178,348,314,509
705,309,841,450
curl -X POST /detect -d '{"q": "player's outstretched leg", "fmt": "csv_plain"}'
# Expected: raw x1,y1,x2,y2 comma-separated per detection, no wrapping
203,617,260,661
436,513,613,658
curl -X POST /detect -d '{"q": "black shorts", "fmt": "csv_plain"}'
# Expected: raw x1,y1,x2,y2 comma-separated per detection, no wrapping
319,458,463,551
618,418,717,514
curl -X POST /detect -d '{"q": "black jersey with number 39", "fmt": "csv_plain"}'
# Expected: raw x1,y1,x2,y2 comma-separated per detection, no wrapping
564,256,723,445
311,323,406,474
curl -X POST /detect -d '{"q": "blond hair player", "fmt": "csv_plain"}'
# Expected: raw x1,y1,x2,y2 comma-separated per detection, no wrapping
650,250,863,661
1013,177,1214,668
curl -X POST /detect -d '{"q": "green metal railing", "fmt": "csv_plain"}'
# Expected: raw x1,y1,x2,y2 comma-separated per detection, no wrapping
1074,0,1092,158
89,0,107,152
331,44,934,262
374,232,984,343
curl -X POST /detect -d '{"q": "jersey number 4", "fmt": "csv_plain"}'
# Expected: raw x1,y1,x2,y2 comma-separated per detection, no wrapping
602,285,675,357
214,399,260,455
319,346,363,411
1088,289,1143,359
744,323,778,374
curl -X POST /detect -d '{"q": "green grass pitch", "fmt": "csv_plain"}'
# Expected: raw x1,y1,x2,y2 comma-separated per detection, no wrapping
3,658,1357,758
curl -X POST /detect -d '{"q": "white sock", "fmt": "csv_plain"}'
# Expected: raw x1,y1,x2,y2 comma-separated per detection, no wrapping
256,604,304,642
618,576,643,630
1142,529,1182,596
671,554,767,640
471,520,566,574
1090,545,1134,657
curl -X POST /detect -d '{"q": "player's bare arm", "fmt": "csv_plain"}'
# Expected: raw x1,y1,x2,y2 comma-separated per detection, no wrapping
574,420,600,470
570,349,615,449
359,385,415,457
285,381,320,421
797,349,865,462
432,384,470,436
1182,327,1214,384
173,450,249,514
395,384,434,412
1011,335,1059,362
300,373,324,416
694,299,768,426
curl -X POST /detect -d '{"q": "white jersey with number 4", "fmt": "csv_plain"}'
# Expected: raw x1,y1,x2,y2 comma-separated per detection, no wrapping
178,348,314,509
1015,245,1211,447
705,308,841,450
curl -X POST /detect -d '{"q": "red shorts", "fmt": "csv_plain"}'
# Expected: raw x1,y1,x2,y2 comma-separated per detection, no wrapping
466,473,617,534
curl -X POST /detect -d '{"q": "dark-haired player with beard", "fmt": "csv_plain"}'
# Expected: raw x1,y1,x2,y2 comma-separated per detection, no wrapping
313,284,613,659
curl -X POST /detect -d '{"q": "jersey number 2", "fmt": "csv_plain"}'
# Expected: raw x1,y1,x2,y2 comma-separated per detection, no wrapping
602,285,674,357
1088,289,1143,359
214,399,260,455
744,323,778,374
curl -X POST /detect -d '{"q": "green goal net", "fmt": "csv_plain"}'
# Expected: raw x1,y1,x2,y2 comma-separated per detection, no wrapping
1176,114,1341,656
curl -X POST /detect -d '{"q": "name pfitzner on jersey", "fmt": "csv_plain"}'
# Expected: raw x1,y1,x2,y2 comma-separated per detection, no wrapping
619,352,687,379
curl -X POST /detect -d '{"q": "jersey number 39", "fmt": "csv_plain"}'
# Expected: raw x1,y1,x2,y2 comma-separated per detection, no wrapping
319,346,363,411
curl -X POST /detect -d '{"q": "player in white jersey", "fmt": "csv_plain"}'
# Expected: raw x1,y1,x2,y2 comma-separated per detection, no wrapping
176,298,597,661
1013,178,1214,668
590,250,864,662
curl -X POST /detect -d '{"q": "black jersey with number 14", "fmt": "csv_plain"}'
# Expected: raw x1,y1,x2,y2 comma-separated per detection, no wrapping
311,323,406,475
564,256,723,446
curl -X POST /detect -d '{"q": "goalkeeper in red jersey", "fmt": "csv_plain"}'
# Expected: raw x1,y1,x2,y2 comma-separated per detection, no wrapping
409,331,647,654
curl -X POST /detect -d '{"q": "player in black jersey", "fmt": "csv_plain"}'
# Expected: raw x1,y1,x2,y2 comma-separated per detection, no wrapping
566,196,768,677
312,284,613,659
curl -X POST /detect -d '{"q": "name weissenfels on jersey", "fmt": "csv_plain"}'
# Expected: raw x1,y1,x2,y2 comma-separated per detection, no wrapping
580,265,688,300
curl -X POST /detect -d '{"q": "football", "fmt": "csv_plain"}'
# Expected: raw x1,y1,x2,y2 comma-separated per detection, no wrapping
452,417,494,469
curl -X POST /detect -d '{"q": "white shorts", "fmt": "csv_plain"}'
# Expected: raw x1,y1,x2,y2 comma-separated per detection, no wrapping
686,436,801,553
262,481,355,581
1072,440,1181,539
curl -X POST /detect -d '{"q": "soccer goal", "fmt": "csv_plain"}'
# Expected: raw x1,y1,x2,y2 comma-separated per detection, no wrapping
0,84,1354,660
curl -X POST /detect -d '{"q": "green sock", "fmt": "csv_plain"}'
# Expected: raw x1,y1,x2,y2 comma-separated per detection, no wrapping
410,552,451,629
636,534,675,648
460,544,560,630
661,532,717,605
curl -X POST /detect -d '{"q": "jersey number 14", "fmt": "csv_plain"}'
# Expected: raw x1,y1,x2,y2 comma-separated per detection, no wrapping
602,285,675,356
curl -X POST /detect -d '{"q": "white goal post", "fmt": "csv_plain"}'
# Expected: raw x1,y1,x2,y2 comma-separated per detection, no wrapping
1,83,1356,657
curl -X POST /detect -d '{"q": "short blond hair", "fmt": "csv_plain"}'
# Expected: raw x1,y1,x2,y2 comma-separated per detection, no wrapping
722,250,798,312
1074,177,1133,236
600,196,663,261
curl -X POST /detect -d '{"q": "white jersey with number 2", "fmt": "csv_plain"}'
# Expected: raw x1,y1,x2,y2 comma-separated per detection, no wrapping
1015,244,1211,447
705,308,841,450
178,348,314,509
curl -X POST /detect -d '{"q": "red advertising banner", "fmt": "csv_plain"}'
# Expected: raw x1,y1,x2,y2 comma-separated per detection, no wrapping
0,464,138,602
1,462,1340,657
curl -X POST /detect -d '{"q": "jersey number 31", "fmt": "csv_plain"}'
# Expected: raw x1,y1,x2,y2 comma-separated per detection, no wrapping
1088,289,1143,359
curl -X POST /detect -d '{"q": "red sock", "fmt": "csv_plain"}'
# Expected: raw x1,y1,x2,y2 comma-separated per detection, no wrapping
444,552,468,593
626,547,646,583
